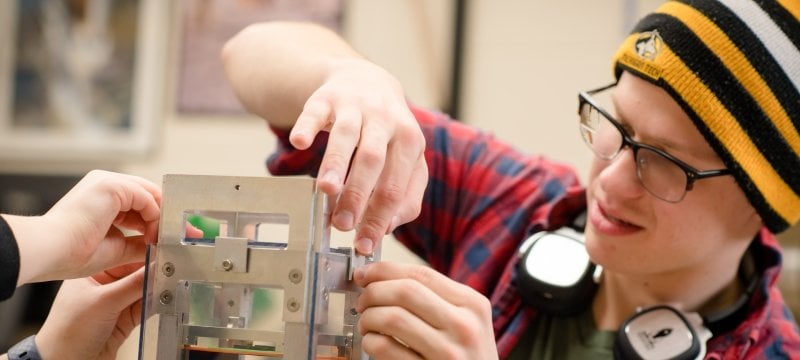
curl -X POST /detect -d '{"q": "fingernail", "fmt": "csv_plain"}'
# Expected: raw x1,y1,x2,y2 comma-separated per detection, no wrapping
333,211,354,229
356,237,373,255
290,129,310,148
291,128,309,139
354,266,365,281
321,171,340,186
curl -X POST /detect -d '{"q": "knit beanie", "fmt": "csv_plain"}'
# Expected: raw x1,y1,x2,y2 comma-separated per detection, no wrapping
612,0,800,233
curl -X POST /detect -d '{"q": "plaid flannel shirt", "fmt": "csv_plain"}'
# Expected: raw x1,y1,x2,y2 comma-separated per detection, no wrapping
266,104,800,359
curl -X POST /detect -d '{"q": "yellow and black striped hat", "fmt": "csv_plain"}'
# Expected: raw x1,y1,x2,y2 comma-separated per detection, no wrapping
613,0,800,233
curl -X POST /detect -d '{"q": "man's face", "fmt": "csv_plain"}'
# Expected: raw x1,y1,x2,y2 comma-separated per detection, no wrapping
583,72,761,277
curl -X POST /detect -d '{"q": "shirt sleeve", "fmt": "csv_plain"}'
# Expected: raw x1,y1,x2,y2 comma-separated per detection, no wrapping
0,215,21,301
266,126,327,177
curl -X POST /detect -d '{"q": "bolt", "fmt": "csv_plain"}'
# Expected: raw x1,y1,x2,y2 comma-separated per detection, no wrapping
162,262,175,277
287,298,301,312
159,290,173,305
288,269,303,284
221,259,233,271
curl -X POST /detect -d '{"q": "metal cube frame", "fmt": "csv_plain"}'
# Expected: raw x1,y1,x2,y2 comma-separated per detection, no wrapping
138,175,374,359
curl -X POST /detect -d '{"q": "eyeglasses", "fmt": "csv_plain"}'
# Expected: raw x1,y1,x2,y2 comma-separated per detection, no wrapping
578,83,732,203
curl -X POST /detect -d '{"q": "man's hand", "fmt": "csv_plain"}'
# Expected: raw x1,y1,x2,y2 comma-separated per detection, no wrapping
291,59,428,255
354,262,499,360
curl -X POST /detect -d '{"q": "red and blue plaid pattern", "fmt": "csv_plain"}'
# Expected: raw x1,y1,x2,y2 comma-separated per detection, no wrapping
266,104,799,358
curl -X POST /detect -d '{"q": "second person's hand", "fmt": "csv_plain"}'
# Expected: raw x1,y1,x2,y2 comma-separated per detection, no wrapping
35,263,147,360
9,170,161,285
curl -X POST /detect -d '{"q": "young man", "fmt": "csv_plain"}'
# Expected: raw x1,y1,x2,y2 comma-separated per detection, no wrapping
222,0,800,358
1,170,161,360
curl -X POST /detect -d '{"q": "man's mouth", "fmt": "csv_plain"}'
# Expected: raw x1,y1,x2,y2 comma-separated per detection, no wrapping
590,201,643,234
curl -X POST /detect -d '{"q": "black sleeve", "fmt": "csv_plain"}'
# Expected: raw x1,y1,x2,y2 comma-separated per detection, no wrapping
0,215,20,301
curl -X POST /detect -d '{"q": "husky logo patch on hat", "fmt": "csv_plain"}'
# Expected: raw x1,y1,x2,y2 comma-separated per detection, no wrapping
635,30,663,60
616,30,664,81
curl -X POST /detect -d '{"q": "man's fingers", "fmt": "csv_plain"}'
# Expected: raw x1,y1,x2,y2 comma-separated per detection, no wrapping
354,264,494,360
317,106,363,214
358,306,433,360
354,262,480,307
290,97,333,150
356,278,455,330
350,108,425,250
387,152,428,234
354,133,420,253
361,332,424,360
336,120,392,253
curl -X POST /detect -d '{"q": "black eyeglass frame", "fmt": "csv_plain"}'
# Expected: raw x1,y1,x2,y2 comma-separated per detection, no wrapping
578,83,732,203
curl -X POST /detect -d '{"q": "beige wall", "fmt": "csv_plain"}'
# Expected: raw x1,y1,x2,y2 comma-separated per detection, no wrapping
462,0,663,180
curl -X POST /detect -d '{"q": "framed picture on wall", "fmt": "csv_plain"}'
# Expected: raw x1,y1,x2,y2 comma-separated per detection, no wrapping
175,0,343,116
0,0,171,162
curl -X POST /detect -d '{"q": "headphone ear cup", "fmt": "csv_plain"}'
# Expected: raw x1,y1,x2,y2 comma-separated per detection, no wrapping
516,262,599,316
515,229,599,316
613,306,703,360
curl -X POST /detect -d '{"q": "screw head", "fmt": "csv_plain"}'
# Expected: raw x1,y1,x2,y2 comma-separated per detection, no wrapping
221,259,233,271
159,290,173,305
287,298,301,312
288,269,303,284
162,262,175,277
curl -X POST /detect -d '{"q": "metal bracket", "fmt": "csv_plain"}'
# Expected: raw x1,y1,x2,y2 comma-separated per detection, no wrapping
213,236,249,273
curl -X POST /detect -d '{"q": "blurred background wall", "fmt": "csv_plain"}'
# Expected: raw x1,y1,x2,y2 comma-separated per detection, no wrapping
0,1,796,358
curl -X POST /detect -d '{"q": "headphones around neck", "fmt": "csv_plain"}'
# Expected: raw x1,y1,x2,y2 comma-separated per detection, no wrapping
514,212,761,360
